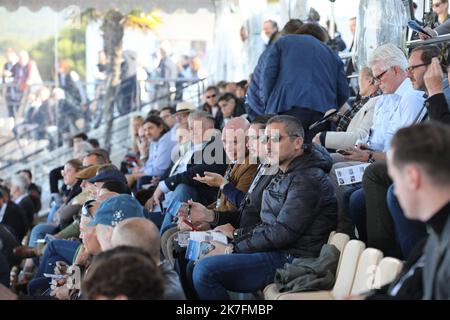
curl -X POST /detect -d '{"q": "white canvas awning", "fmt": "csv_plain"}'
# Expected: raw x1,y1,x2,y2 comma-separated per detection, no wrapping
0,0,218,13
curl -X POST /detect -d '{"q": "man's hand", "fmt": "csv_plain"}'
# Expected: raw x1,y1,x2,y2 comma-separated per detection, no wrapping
419,27,437,40
312,133,322,145
187,199,214,224
193,172,226,188
54,261,69,276
177,218,193,231
343,148,371,162
424,57,444,97
214,223,235,239
151,176,161,186
144,186,164,211
203,241,231,258
50,284,70,300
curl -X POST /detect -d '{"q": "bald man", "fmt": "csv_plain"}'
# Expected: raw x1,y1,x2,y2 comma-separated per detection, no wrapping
192,117,258,214
111,218,186,300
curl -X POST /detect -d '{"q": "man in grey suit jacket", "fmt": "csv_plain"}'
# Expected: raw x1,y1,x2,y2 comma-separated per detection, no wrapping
387,122,450,299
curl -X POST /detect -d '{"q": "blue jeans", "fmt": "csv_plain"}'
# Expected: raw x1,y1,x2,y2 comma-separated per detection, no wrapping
348,188,367,243
387,185,427,259
28,223,59,248
192,251,293,300
28,239,80,296
46,202,61,224
160,183,201,234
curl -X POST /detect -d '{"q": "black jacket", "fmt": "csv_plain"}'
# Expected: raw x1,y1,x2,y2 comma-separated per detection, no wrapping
232,145,337,258
17,195,36,229
0,224,21,271
163,135,228,206
1,201,28,242
211,164,274,234
426,93,450,124
160,260,186,300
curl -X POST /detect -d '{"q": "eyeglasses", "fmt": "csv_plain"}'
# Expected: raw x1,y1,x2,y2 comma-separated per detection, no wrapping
406,62,430,73
373,67,391,82
261,134,300,144
206,94,216,99
248,135,266,143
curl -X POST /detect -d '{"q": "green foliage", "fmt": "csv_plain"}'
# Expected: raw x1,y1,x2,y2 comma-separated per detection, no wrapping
0,37,30,69
28,25,86,82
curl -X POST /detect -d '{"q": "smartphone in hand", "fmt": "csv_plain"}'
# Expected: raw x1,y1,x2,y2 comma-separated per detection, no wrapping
408,20,433,37
336,149,352,156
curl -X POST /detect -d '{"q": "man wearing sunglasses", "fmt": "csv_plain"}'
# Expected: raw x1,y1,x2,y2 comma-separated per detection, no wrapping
347,45,450,260
201,86,219,118
329,43,426,237
190,115,337,300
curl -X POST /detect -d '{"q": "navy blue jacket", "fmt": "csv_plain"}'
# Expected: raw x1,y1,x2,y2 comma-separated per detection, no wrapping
246,48,271,117
262,35,349,115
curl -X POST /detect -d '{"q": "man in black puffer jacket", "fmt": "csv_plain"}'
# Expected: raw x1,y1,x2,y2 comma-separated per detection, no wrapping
190,115,337,300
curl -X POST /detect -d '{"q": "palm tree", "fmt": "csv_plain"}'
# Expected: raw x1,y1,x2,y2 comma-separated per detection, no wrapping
87,8,161,152
101,9,125,152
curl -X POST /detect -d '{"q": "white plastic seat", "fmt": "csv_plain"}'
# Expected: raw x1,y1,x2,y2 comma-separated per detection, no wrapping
350,247,383,295
264,239,365,300
372,256,403,289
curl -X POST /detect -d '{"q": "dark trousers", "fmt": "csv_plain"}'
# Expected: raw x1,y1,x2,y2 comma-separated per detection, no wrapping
348,188,367,243
387,185,427,259
362,162,402,258
0,253,9,287
28,239,79,296
280,107,324,143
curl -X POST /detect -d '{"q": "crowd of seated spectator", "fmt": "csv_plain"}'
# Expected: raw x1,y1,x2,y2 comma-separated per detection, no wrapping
1,18,450,301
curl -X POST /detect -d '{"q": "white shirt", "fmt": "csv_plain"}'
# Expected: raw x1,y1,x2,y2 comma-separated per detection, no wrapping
14,193,28,205
0,203,7,223
366,78,425,152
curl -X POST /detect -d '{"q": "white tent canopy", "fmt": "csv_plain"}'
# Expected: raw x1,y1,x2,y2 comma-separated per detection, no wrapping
0,0,219,13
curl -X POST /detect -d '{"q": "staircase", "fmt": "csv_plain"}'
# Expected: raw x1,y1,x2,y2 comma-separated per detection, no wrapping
0,78,207,214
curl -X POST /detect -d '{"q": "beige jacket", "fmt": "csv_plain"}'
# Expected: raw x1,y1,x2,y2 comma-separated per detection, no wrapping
324,96,381,150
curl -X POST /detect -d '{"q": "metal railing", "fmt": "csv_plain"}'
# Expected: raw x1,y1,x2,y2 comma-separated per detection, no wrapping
0,77,208,174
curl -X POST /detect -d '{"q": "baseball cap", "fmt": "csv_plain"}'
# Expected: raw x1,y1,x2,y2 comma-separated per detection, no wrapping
87,194,144,227
76,165,101,180
88,169,127,185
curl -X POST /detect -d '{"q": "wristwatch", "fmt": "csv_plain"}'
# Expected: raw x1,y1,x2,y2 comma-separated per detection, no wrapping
368,152,376,163
232,229,239,239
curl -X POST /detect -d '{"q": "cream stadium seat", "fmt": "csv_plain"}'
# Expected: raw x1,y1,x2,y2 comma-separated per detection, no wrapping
372,257,403,289
263,231,348,300
264,237,364,300
349,247,383,295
